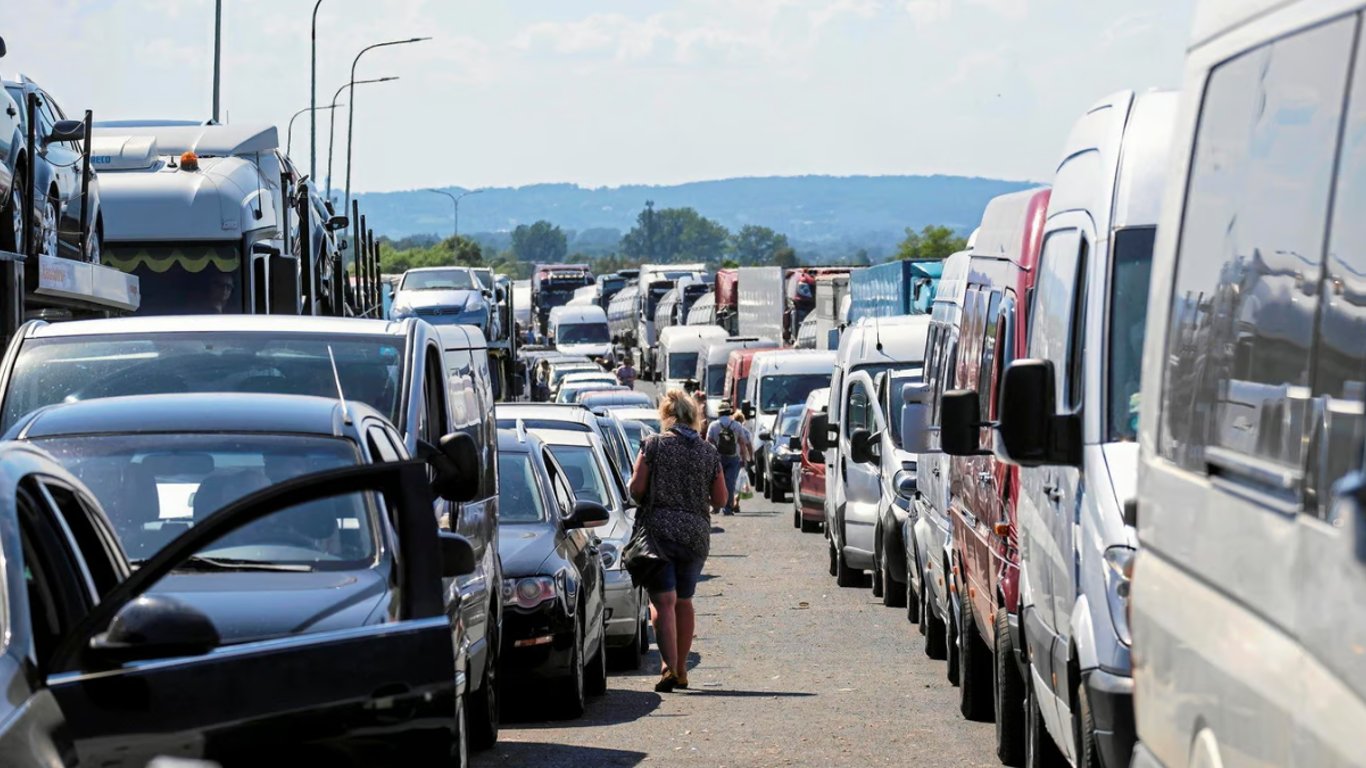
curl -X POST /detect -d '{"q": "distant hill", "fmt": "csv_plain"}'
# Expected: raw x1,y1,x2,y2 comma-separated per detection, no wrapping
354,175,1037,261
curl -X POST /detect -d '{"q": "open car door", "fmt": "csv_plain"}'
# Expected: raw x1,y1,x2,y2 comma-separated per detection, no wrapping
41,461,465,768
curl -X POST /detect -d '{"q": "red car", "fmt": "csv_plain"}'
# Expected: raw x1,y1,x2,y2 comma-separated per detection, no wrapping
792,387,830,533
943,187,1049,749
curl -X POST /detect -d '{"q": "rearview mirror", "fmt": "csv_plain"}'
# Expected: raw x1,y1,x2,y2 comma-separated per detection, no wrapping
759,430,772,442
251,242,281,258
90,595,220,664
849,428,877,464
900,383,935,454
684,378,698,393
940,389,988,456
326,215,350,232
46,118,86,145
438,530,477,577
564,500,611,530
425,433,481,503
997,359,1080,467
809,414,830,451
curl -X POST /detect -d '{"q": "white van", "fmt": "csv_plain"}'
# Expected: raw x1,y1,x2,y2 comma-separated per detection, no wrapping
657,325,728,393
548,305,612,360
742,349,837,488
944,90,1176,767
695,337,779,419
1130,4,1366,766
822,315,931,589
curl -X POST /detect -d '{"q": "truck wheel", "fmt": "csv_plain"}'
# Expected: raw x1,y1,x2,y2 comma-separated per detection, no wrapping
1,184,23,253
1076,681,1102,768
995,608,1026,766
958,598,994,721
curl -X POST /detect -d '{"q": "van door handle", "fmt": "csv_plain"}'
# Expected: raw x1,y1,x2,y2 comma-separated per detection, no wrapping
977,471,993,486
1043,483,1063,503
5,105,15,117
932,466,941,477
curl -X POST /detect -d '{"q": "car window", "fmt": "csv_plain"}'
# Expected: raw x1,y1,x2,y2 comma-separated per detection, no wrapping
1107,227,1157,442
546,444,611,507
845,382,871,435
497,453,547,523
1159,16,1352,487
445,347,497,499
39,480,123,598
544,450,576,515
978,291,1002,420
1029,229,1086,409
17,484,95,665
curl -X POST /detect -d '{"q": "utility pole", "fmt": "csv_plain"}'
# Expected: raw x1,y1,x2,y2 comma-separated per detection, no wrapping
645,199,656,261
212,0,222,122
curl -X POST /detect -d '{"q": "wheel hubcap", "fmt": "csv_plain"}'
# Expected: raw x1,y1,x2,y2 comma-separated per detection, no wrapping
41,202,57,257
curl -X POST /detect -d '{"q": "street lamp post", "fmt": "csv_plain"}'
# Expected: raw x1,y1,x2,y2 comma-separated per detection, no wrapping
211,0,223,122
309,0,324,180
426,188,483,241
343,37,430,212
325,76,396,201
288,103,342,159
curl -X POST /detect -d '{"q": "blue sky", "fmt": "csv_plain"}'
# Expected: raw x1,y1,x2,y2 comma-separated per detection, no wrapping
5,0,1194,191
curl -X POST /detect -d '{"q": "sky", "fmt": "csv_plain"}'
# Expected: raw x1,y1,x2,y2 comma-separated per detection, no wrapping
5,0,1194,193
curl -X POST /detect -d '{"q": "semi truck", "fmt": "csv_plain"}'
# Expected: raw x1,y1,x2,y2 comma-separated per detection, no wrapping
530,263,593,337
737,266,785,344
847,259,943,323
786,267,851,342
635,263,705,381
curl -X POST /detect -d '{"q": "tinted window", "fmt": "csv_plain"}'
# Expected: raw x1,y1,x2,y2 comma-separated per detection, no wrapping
558,323,610,344
498,453,547,523
1029,229,1085,407
706,364,727,396
495,418,593,433
1160,16,1353,480
547,444,611,506
978,291,1002,419
446,347,497,498
668,352,700,379
1108,227,1157,442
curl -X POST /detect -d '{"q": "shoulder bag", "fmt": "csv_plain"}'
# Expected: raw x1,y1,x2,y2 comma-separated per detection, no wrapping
623,438,670,587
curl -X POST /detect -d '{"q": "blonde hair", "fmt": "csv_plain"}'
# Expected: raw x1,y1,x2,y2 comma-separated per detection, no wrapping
659,388,701,431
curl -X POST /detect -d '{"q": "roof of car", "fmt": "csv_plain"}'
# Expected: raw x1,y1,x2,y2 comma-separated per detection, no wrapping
497,403,597,424
24,315,410,339
435,324,488,350
497,426,544,452
581,391,653,405
525,428,595,448
11,393,381,441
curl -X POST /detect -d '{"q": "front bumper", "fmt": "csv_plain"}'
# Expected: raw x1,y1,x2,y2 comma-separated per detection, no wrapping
501,603,576,683
768,456,797,489
603,569,641,646
1085,667,1136,768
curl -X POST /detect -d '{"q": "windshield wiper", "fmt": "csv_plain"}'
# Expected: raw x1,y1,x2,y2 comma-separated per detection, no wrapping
167,555,314,573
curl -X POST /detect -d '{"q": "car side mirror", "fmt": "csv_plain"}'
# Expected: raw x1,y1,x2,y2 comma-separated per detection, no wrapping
251,242,281,258
683,378,698,393
438,530,477,578
809,414,830,451
423,433,481,503
849,428,876,464
941,389,989,456
564,500,611,530
495,287,505,302
787,435,801,451
741,400,754,419
326,215,349,232
0,36,7,59
46,118,86,145
900,382,935,453
89,595,221,665
759,430,772,442
997,359,1080,467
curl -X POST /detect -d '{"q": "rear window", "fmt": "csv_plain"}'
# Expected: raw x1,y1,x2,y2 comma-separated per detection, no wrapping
496,418,593,432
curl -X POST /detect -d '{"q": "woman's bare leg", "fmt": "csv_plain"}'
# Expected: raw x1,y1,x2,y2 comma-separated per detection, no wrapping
650,590,679,675
676,598,696,672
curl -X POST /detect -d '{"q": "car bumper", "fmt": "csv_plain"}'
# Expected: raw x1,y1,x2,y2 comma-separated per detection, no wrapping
500,604,576,682
798,492,825,519
603,569,640,645
1085,667,1136,768
768,457,796,488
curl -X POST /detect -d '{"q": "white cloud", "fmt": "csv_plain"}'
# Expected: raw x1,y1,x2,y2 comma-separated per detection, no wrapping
904,0,951,26
809,0,883,30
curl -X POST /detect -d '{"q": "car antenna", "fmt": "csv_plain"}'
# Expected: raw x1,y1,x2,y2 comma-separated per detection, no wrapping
874,314,884,353
327,345,353,425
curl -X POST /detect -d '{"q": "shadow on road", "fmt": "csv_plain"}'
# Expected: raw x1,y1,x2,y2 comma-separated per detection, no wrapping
681,689,815,698
476,742,648,767
504,688,663,728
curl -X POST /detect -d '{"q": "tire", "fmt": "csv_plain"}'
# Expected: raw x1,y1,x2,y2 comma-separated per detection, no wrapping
905,563,920,623
835,543,866,588
880,533,907,608
958,598,994,721
801,516,821,533
1,183,24,253
38,196,58,258
451,687,469,767
466,632,499,751
793,506,801,529
554,618,587,719
994,608,1026,767
1026,663,1067,768
1076,679,1102,768
86,227,102,265
922,577,946,658
946,591,960,685
828,535,838,577
871,534,884,598
640,614,651,656
609,610,644,671
586,626,608,696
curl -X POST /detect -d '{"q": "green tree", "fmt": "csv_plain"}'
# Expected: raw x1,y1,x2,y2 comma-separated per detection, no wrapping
511,220,568,263
772,245,800,269
621,205,730,263
895,225,967,261
729,225,791,266
378,235,482,273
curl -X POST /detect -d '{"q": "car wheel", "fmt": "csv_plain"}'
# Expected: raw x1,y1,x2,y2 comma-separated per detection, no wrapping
450,686,469,767
801,514,821,533
1,184,23,253
946,588,961,685
1026,661,1067,768
834,542,867,589
958,597,994,721
38,196,58,257
871,533,884,598
905,560,920,624
1077,679,1102,768
922,576,947,658
828,534,838,576
995,608,1026,767
793,506,801,529
881,540,907,609
640,610,651,656
554,618,587,719
86,228,102,265
466,632,499,750
586,624,608,696
610,610,644,670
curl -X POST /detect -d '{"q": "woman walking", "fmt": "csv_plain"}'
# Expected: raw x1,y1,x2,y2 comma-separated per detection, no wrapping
628,389,728,692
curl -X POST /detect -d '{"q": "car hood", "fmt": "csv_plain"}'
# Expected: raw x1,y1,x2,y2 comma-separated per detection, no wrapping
394,289,485,311
152,568,392,644
498,523,557,575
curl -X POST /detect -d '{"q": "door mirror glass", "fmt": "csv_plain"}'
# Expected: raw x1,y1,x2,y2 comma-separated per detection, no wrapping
565,500,611,530
425,433,481,503
438,530,477,578
940,389,984,456
787,435,802,451
90,594,221,664
326,215,350,232
900,383,935,454
46,118,85,145
758,430,772,442
997,359,1080,467
849,428,876,464
809,414,830,451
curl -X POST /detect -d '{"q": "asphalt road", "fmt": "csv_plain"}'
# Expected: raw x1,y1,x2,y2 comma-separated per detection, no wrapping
476,431,999,766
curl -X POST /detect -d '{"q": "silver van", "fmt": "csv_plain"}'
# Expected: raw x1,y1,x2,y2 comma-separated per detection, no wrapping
1131,3,1366,766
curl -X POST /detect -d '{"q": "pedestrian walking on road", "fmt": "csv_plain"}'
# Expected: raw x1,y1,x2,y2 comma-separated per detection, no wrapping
706,402,752,515
629,390,728,693
615,357,639,390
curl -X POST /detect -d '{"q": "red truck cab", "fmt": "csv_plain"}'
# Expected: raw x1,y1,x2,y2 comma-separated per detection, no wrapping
793,387,830,533
721,347,770,413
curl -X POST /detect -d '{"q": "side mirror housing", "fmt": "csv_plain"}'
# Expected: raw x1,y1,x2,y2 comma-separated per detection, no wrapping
438,531,477,578
46,118,86,145
900,382,935,454
758,430,772,442
90,595,220,664
564,500,611,530
683,379,698,393
809,414,830,451
849,428,876,464
426,433,481,503
741,400,755,419
893,468,917,500
997,359,1081,467
940,389,987,456
787,435,801,451
251,241,281,258
326,215,350,232
0,36,7,59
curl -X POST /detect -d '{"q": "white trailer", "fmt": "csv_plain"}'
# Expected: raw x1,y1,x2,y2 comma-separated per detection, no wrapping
737,266,784,343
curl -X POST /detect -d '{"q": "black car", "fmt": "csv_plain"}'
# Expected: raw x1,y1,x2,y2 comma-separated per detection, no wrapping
0,437,478,767
0,37,24,253
5,392,484,765
761,403,806,502
496,427,610,718
3,75,101,262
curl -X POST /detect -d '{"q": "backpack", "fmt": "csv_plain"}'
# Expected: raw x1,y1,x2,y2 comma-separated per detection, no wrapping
716,421,738,456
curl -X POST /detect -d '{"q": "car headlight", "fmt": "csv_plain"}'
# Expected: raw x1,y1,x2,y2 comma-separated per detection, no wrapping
599,541,622,570
502,576,558,610
1102,546,1136,646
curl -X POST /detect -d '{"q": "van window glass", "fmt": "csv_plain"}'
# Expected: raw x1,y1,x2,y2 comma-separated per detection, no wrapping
1311,29,1366,521
845,382,871,436
1159,16,1353,477
558,323,610,344
1107,227,1157,442
1029,229,1084,407
978,291,1002,420
445,347,496,498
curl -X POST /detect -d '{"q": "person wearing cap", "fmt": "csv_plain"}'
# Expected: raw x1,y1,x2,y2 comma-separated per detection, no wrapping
706,401,752,515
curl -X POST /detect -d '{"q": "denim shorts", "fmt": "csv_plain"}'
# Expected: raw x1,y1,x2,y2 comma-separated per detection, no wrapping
648,538,707,599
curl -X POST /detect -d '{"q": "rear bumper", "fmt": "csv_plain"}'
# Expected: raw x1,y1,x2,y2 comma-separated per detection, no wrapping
1085,667,1136,768
603,570,640,645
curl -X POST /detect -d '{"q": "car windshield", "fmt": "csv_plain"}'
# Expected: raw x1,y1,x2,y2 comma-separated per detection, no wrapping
2,334,403,431
758,373,831,412
884,369,924,448
558,323,610,344
498,453,547,523
547,444,612,507
778,406,805,437
668,352,700,379
706,364,727,395
33,433,376,567
1107,227,1156,442
401,269,476,291
104,243,242,316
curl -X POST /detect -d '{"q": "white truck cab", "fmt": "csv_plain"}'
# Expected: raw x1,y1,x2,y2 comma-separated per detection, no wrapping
657,325,728,393
548,304,612,360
